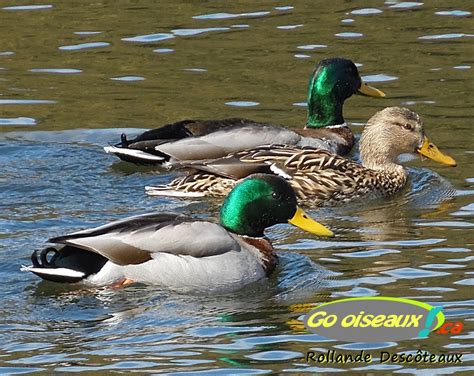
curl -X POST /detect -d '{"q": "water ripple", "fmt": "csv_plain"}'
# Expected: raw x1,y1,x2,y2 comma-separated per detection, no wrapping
247,350,302,361
388,2,423,9
297,44,327,50
362,74,398,82
291,238,445,250
29,68,82,74
1,3,473,374
74,31,103,35
59,42,110,51
193,11,270,20
172,28,230,36
419,33,472,40
435,10,471,17
110,76,145,81
335,32,364,38
428,247,471,253
277,24,303,30
334,248,400,258
382,267,450,279
451,203,474,217
415,220,474,228
225,101,259,107
122,33,174,43
0,99,56,105
0,117,36,126
0,128,148,144
154,48,174,53
3,4,52,11
455,279,474,286
351,8,383,15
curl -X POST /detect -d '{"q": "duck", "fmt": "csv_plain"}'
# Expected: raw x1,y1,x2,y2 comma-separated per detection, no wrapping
103,58,385,165
145,107,457,205
21,174,333,293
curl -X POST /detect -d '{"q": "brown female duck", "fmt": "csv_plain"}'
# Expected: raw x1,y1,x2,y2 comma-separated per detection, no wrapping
145,107,456,205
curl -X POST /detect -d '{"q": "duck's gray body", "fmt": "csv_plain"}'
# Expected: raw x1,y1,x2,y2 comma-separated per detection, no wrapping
104,118,348,165
22,213,276,293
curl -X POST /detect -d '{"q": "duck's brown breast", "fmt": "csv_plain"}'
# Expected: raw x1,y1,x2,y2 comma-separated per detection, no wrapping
239,237,278,276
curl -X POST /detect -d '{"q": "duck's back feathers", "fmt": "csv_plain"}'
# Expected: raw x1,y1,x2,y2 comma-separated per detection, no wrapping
146,145,407,204
105,118,252,165
22,213,251,287
153,122,300,162
123,118,249,146
22,212,276,289
104,118,354,165
49,213,241,266
105,118,295,165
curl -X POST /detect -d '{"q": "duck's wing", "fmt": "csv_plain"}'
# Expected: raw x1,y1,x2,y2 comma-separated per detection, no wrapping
104,118,301,165
126,118,251,145
49,213,240,266
145,145,336,197
103,119,222,164
146,144,386,202
145,146,298,197
177,157,274,179
153,123,300,162
177,144,330,179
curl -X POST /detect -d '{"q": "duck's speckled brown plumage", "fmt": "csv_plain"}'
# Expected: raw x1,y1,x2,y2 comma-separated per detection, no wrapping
149,145,406,204
146,107,456,206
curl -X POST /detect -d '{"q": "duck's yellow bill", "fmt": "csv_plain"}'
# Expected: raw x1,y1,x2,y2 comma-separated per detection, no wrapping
358,81,386,98
288,207,334,237
417,136,457,167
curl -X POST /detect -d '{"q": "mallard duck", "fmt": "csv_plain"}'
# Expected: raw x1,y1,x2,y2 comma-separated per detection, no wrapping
103,58,385,165
21,174,333,292
145,107,456,205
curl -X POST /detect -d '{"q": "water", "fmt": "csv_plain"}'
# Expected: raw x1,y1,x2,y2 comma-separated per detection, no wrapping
1,1,473,374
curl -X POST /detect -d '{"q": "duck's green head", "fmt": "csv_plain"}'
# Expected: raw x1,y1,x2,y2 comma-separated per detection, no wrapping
220,174,333,238
306,58,385,128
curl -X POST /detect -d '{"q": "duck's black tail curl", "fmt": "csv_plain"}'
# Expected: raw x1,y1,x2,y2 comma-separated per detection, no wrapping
23,246,108,283
120,133,129,147
31,247,59,268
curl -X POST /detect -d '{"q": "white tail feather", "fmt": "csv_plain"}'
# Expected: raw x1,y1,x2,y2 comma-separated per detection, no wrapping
145,186,205,198
21,265,85,278
103,146,165,161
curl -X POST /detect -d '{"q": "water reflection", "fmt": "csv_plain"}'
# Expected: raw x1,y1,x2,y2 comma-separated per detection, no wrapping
0,0,473,373
59,42,111,51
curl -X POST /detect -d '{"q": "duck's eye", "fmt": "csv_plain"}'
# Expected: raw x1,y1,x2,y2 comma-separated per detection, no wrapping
403,123,413,131
272,192,281,200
